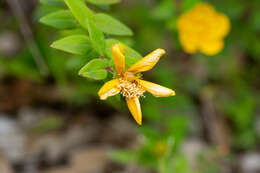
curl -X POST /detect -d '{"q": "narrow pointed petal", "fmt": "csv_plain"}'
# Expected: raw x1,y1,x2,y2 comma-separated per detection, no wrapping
112,44,125,74
127,49,166,74
98,79,120,100
137,79,175,97
126,97,142,125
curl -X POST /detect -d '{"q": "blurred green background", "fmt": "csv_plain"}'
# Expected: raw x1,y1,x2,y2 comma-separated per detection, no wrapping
0,0,259,173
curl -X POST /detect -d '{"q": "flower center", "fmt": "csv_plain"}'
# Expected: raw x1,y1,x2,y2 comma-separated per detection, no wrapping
117,78,145,99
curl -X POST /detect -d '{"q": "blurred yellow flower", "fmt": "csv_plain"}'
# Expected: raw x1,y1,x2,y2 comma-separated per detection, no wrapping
177,2,230,56
98,44,176,125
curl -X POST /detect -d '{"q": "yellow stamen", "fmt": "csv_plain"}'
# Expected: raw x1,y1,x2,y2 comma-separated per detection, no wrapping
117,78,145,99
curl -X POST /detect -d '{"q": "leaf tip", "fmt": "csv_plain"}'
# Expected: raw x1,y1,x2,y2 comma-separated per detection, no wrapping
50,42,55,47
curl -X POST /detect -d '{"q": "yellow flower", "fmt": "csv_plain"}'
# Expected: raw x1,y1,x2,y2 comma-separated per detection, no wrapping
177,2,230,56
98,44,176,125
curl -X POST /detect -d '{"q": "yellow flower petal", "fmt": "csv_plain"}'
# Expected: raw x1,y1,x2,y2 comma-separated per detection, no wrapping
127,49,166,74
98,79,120,100
215,13,230,38
126,97,142,125
179,34,198,54
112,44,125,75
137,79,175,97
199,40,224,56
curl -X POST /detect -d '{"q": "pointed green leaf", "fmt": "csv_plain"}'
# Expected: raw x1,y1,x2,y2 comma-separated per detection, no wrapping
51,35,92,55
40,10,77,29
79,59,108,80
85,0,120,5
64,0,94,29
79,59,108,74
64,0,108,56
81,69,107,80
87,19,106,56
94,13,133,36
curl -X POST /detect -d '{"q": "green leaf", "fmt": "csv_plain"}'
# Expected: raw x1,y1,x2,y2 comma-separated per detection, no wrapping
81,70,107,80
40,0,65,7
51,35,92,55
105,39,142,67
87,19,106,56
64,0,106,55
35,5,63,20
60,28,88,37
64,0,94,29
85,0,120,5
79,59,108,80
40,10,77,29
94,13,133,36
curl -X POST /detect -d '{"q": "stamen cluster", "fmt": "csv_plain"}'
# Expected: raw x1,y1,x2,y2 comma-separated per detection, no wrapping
117,78,145,99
